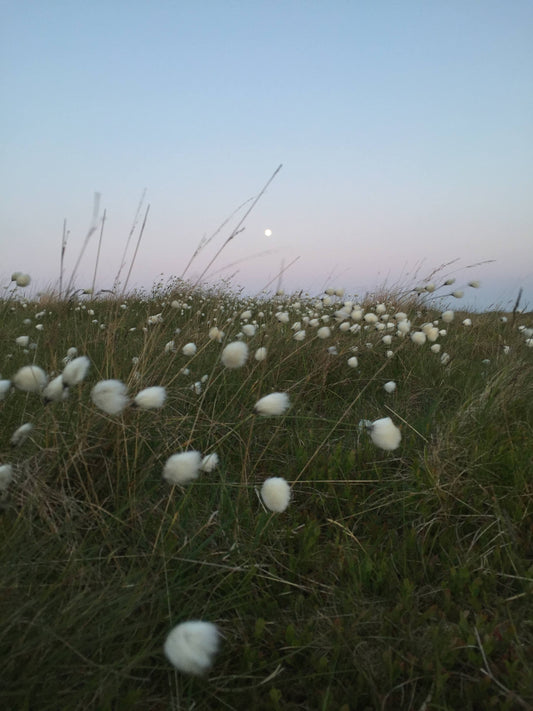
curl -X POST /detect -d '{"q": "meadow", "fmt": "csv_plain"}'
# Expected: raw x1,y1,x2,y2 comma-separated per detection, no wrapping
1,274,532,710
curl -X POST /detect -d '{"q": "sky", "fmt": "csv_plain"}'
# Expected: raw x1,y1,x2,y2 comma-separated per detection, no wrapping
2,0,532,310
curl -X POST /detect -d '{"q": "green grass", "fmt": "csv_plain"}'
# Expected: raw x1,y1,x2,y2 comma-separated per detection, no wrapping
1,283,532,710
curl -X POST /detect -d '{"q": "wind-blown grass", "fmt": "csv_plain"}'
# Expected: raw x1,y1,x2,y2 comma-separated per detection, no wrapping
0,281,532,710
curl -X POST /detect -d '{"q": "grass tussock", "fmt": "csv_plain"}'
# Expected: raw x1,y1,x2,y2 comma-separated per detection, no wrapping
1,279,532,710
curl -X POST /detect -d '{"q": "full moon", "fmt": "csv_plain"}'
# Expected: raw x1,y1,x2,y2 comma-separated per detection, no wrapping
264,228,272,237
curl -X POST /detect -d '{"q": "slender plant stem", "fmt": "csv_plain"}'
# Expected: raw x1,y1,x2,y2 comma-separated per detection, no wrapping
122,204,150,296
91,209,107,295
66,192,101,295
181,196,255,280
114,188,147,290
59,218,68,299
191,164,283,290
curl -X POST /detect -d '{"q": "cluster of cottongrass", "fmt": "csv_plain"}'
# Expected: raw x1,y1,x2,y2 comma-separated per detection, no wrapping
1,271,532,694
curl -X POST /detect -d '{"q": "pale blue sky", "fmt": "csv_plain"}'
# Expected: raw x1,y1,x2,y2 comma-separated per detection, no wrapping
2,1,532,309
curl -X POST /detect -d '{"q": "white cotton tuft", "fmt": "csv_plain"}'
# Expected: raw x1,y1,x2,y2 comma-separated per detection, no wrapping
0,464,14,492
347,356,359,368
164,620,220,675
13,365,48,393
10,423,33,447
221,341,248,369
147,313,163,325
44,375,68,403
62,355,90,387
163,451,202,485
383,381,396,393
242,324,256,336
441,310,454,323
254,347,267,362
317,326,331,339
369,417,402,451
261,477,291,512
254,392,290,416
15,273,31,287
397,319,411,335
15,336,30,347
0,380,12,400
411,331,426,346
134,386,166,410
208,326,224,342
200,453,219,472
182,342,197,356
91,380,129,415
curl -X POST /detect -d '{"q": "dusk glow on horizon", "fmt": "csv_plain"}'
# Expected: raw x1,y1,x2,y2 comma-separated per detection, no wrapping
2,1,532,310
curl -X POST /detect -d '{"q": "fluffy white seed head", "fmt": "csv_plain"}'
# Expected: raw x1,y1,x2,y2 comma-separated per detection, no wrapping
369,417,402,451
91,380,129,415
13,365,48,393
15,273,31,287
10,423,33,447
163,451,202,485
164,621,220,675
15,336,30,347
411,331,427,346
62,355,90,387
208,326,224,342
254,347,267,362
147,313,163,325
261,477,291,512
317,326,331,339
0,464,14,492
44,375,68,403
441,310,454,323
254,392,290,417
134,386,166,410
397,320,411,335
0,380,12,400
221,341,248,369
200,453,219,472
242,324,256,336
347,356,359,368
182,342,197,357
293,329,306,341
383,381,397,393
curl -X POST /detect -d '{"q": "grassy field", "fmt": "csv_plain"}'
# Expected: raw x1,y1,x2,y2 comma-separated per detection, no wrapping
1,278,532,710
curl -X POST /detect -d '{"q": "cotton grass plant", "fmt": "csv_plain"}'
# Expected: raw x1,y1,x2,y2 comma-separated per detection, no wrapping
1,264,532,710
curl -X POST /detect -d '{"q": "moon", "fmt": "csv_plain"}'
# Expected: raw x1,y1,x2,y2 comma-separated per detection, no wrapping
264,228,272,237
